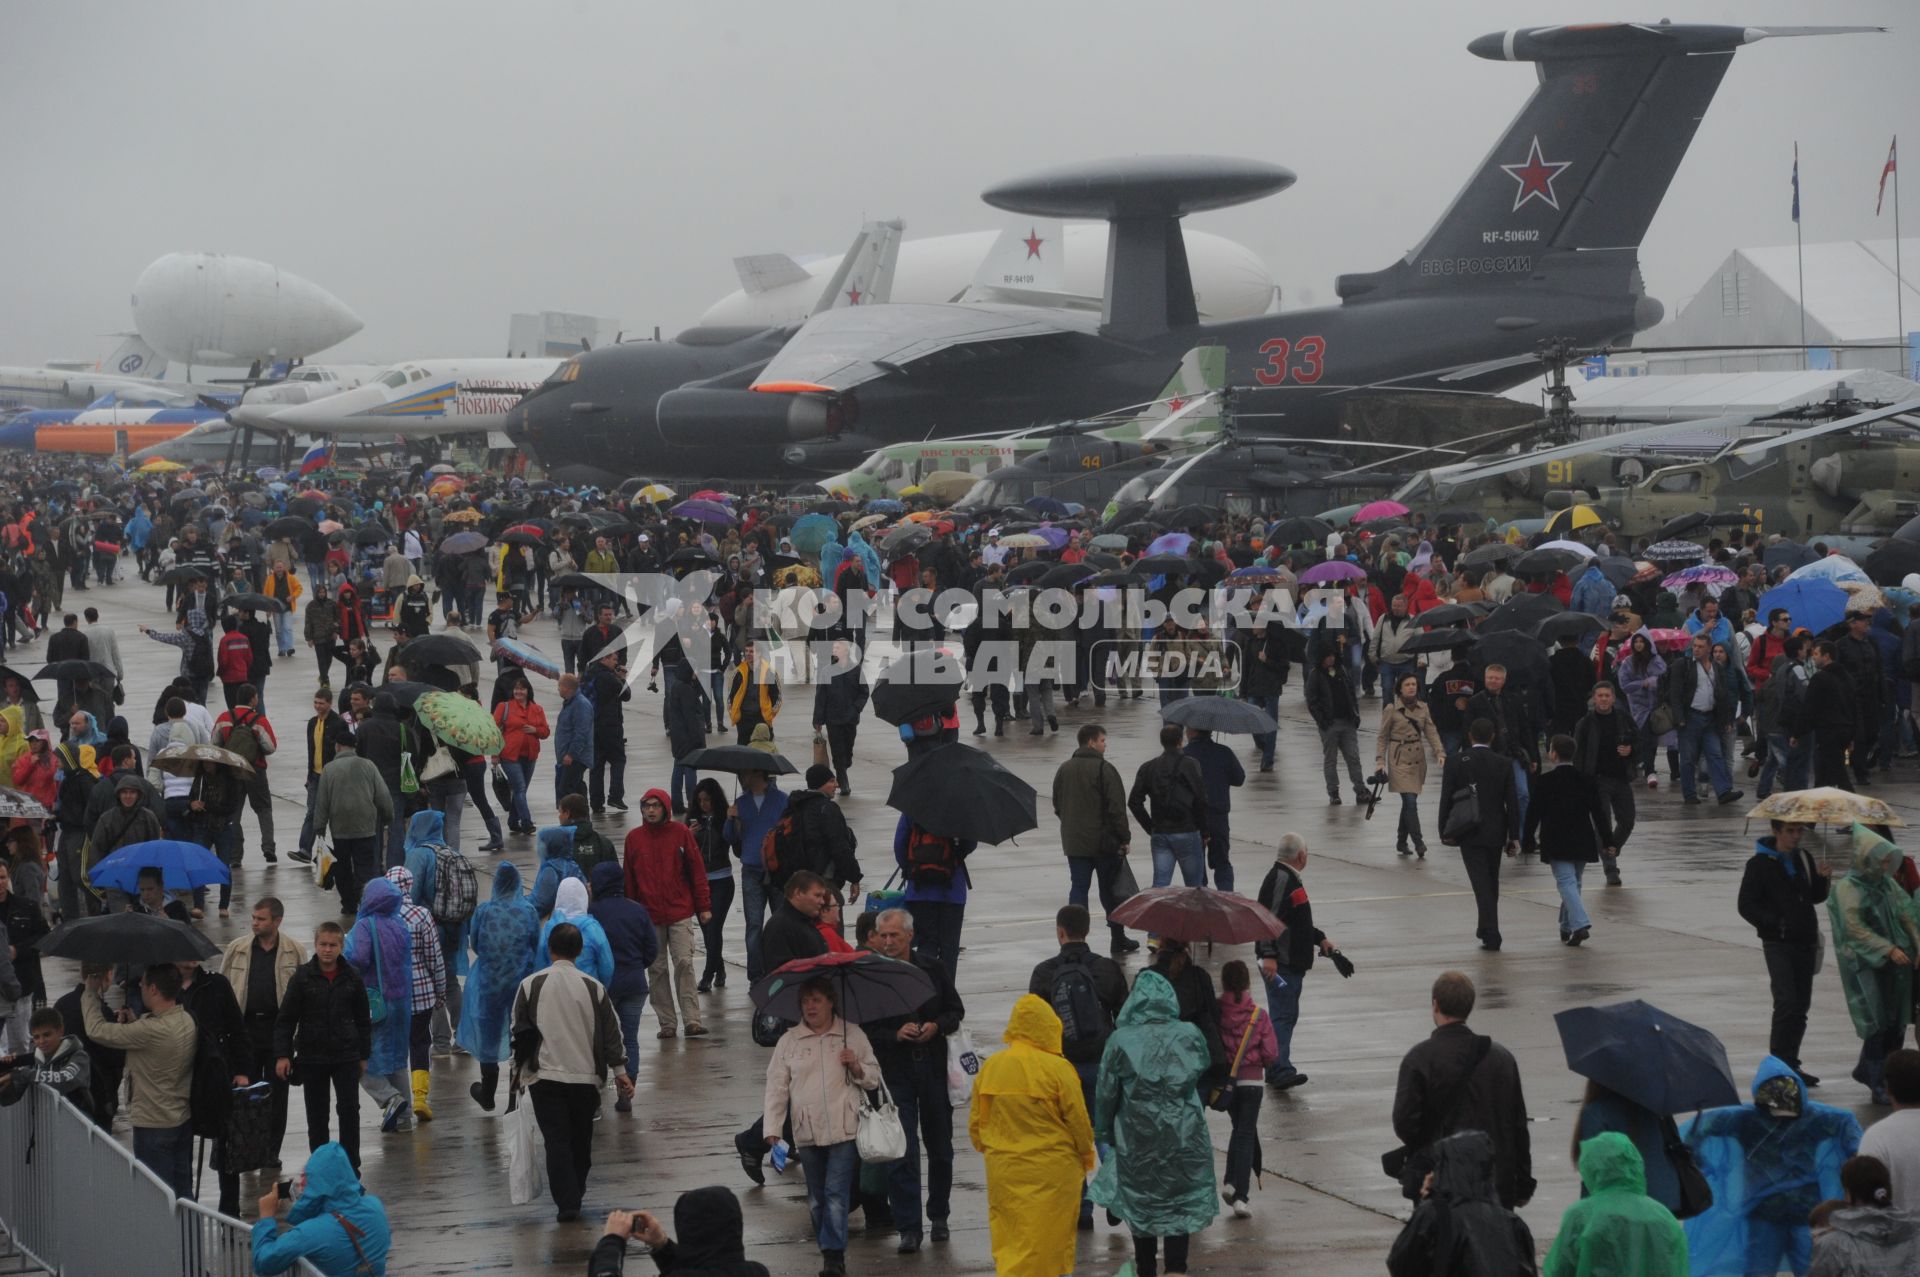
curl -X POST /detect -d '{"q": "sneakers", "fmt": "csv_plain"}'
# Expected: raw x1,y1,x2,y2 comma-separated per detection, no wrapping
380,1095,407,1132
1717,789,1745,805
1230,1196,1252,1219
739,1149,766,1186
1645,775,1658,789
285,848,314,865
608,799,628,813
614,1094,632,1114
1110,935,1141,955
1268,1072,1308,1091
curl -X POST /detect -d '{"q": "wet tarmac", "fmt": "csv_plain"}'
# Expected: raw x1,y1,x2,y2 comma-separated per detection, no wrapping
48,573,1912,1275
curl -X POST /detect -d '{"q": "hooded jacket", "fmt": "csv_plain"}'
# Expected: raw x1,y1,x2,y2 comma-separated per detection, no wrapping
250,1141,391,1277
1050,746,1128,859
623,790,713,926
538,878,615,988
1738,834,1831,945
777,788,862,891
1807,1205,1920,1277
590,1185,769,1277
1828,823,1920,1040
1389,1130,1540,1277
0,1033,91,1115
1540,1131,1685,1277
664,660,710,761
456,862,539,1065
345,878,413,1076
587,860,659,1001
532,826,586,917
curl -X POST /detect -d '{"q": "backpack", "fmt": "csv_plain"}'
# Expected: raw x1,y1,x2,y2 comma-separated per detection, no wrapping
904,825,959,890
219,711,264,768
432,845,479,924
54,745,94,820
1048,953,1113,1065
186,630,215,680
761,813,803,882
185,1006,234,1140
1147,756,1195,823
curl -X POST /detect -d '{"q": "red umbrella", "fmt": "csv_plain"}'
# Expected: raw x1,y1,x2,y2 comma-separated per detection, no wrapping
749,950,935,1024
502,523,546,538
1110,887,1285,944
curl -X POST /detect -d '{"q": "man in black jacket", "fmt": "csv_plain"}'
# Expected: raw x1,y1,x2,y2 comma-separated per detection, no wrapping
348,692,422,868
810,640,868,795
583,650,630,815
1572,681,1635,886
868,907,966,1253
273,921,372,1172
1027,904,1127,1231
1737,819,1833,1087
664,659,709,816
732,872,830,1185
1437,718,1521,951
1465,664,1536,836
1799,640,1861,792
292,689,353,866
1391,971,1533,1210
1667,633,1745,806
779,766,862,896
1254,833,1337,1090
1834,610,1885,785
1305,639,1370,804
1127,724,1209,893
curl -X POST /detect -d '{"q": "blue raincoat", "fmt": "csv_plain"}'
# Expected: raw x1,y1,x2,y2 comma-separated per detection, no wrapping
249,1142,390,1276
456,861,539,1064
842,531,882,587
344,878,413,1076
537,877,614,986
1087,970,1218,1237
1681,1055,1861,1276
532,825,584,917
401,809,443,906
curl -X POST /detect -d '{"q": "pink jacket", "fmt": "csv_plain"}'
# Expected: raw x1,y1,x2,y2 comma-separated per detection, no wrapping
1217,991,1280,1081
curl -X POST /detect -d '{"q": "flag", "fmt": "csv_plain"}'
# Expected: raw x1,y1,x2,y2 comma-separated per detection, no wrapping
1791,143,1800,223
1878,136,1897,216
296,442,334,476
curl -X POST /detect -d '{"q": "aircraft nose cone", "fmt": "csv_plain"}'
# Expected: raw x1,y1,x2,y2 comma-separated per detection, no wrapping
269,383,381,429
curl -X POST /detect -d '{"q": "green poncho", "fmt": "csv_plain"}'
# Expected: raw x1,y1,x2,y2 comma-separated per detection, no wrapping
1544,1132,1689,1277
1826,823,1920,1040
1087,970,1218,1237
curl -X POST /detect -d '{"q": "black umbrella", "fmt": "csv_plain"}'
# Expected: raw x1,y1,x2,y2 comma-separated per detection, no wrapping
871,649,967,726
556,512,595,529
1479,593,1565,635
264,516,313,540
1161,504,1222,529
38,912,218,965
440,531,488,555
376,680,440,708
397,633,484,668
750,951,938,1025
498,531,545,551
1458,542,1520,568
550,571,600,593
1863,540,1920,587
667,547,720,569
1400,629,1479,656
1132,553,1192,575
1160,696,1276,735
158,564,212,585
1513,547,1588,576
1592,555,1638,588
1079,570,1142,589
887,744,1037,844
1534,612,1608,643
223,592,286,614
1004,561,1052,585
1084,552,1124,571
1035,564,1097,591
1473,629,1550,684
35,660,115,684
1554,999,1739,1116
1763,540,1818,574
0,666,40,699
1415,604,1478,629
882,524,932,555
681,744,798,775
352,524,393,547
1268,515,1334,546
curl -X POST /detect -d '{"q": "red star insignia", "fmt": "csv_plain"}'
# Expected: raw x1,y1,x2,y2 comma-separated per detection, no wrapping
845,286,861,305
1022,227,1044,260
1165,397,1186,413
1499,136,1571,212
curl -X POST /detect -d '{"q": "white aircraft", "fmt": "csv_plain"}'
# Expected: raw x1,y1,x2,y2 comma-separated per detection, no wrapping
699,220,1275,329
131,252,363,372
0,335,201,413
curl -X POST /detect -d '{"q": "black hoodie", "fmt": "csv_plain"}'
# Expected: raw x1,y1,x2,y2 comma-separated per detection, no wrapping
664,660,709,760
589,1185,769,1277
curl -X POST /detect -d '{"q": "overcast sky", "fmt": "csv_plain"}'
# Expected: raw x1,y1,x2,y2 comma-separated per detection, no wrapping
2,0,1914,369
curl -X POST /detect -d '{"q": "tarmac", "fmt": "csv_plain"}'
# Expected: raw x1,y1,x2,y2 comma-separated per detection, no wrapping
43,571,1912,1275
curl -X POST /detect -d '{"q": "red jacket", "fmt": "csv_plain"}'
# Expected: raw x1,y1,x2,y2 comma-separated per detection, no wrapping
492,698,550,763
1746,628,1790,692
622,789,712,925
217,632,253,684
214,706,277,773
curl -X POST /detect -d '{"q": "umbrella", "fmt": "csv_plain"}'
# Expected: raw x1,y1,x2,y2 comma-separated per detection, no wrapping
788,513,838,555
0,787,49,820
871,649,968,725
671,498,738,525
442,508,483,524
1035,564,1096,591
1004,561,1052,585
1131,553,1193,576
397,633,484,668
376,680,440,708
1268,516,1333,547
1225,566,1289,586
34,660,116,684
1298,561,1366,585
1352,499,1410,524
1863,540,1920,587
1534,612,1608,643
1543,504,1607,535
751,951,937,1025
1416,604,1478,629
498,531,545,551
89,838,232,893
315,518,343,534
222,592,286,614
440,531,488,555
1643,540,1706,563
1161,505,1221,529
1110,887,1284,945
264,516,313,540
1458,542,1519,568
882,524,932,555
1513,547,1587,576
352,524,392,546
1554,1000,1739,1116
1474,629,1551,685
1592,555,1638,587
157,564,212,586
1643,627,1691,654
997,533,1049,550
138,458,186,473
1661,564,1738,590
667,547,720,570
1025,495,1068,518
1087,533,1127,550
681,744,798,775
1146,532,1194,557
1401,629,1479,655
1085,552,1124,570
152,742,255,776
549,572,601,594
1479,593,1564,635
414,690,505,754
1746,788,1904,828
37,912,218,965
1160,696,1276,735
427,463,456,475
1757,578,1850,637
491,637,562,680
0,667,38,699
887,744,1037,844
636,483,677,504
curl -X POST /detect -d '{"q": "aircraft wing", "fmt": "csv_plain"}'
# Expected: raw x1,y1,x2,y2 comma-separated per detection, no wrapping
1437,414,1758,482
1727,398,1920,457
750,303,1092,393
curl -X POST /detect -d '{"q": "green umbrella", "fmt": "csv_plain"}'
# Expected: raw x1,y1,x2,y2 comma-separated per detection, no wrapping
414,690,504,754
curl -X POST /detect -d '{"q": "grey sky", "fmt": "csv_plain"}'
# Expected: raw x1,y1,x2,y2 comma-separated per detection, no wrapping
3,0,1915,369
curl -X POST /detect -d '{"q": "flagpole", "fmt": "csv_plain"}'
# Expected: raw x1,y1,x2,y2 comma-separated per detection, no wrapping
1795,142,1807,370
1895,136,1905,371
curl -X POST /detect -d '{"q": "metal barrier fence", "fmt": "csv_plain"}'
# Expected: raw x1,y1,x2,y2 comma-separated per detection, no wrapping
0,1086,322,1276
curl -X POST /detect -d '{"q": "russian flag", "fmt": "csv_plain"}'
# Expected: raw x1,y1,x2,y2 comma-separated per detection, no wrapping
297,442,334,476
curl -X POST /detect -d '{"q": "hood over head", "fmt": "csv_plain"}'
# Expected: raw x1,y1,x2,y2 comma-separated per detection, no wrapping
1576,1130,1648,1196
405,808,446,849
1849,822,1903,880
1752,1053,1808,1118
553,877,589,918
491,860,523,901
357,876,402,918
1004,993,1064,1055
1429,1130,1501,1203
537,825,575,863
1118,969,1178,1028
589,860,624,899
672,1186,747,1269
298,1142,365,1211
384,865,415,898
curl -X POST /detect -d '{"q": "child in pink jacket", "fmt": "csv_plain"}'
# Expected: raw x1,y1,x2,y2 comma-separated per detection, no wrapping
1218,960,1280,1215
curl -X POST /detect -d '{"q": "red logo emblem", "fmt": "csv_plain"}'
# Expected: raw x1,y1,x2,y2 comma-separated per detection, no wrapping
845,287,862,305
1022,227,1044,260
1499,136,1571,213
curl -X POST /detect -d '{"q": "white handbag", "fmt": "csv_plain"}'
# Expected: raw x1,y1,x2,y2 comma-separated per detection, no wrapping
419,741,457,783
854,1075,907,1164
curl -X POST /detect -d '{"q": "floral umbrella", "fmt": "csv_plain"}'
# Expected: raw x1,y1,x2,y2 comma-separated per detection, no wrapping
414,690,505,754
1643,540,1706,563
1642,627,1692,654
152,742,255,776
1661,564,1738,590
1746,788,1903,828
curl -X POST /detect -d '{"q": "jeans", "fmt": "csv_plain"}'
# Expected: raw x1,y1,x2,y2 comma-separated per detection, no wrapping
1510,759,1531,840
499,759,533,830
1319,720,1366,797
1245,692,1278,767
614,989,647,1080
1150,831,1205,892
530,1079,600,1213
906,899,964,983
1763,940,1817,1070
701,876,734,983
1551,860,1590,934
885,1051,954,1232
55,824,91,921
669,762,698,814
1263,967,1303,1082
1067,855,1132,937
1395,793,1424,850
427,777,466,855
589,739,625,809
133,1121,194,1198
1377,661,1413,704
1678,708,1731,799
1759,731,1811,798
383,802,411,871
794,1140,858,1252
1223,1086,1264,1199
741,870,770,982
649,917,702,1033
274,611,295,654
300,1058,361,1170
462,763,504,846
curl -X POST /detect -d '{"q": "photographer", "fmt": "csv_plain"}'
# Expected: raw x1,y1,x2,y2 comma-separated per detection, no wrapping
588,1189,766,1277
251,1142,391,1277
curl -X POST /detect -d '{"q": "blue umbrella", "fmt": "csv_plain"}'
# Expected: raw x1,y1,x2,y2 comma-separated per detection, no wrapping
788,512,838,556
1025,495,1068,518
1758,577,1849,636
89,839,231,893
1146,531,1193,557
864,498,905,515
1554,999,1739,1115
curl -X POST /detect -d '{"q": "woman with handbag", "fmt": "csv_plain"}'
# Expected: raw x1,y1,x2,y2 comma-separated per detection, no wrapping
761,978,882,1277
345,877,416,1133
1215,961,1279,1218
492,680,549,836
1376,671,1446,857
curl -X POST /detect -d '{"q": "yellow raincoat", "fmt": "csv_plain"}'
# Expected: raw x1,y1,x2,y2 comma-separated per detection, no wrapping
968,995,1096,1277
0,705,25,786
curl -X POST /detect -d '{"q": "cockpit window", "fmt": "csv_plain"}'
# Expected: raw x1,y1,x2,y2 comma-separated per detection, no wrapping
379,370,408,389
545,358,581,386
1651,470,1702,494
408,368,428,383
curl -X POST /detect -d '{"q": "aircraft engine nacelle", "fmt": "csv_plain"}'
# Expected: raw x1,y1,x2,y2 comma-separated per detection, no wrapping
655,388,846,447
1809,450,1883,501
779,435,880,471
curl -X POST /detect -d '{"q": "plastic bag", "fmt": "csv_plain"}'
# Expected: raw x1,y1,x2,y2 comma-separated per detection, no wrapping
507,1089,547,1205
947,1028,983,1106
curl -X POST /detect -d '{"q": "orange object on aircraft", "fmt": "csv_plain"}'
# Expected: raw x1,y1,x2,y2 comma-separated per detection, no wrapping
751,381,834,394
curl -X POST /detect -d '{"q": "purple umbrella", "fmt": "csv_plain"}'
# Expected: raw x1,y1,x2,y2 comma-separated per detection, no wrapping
671,498,737,525
1661,564,1737,590
1032,525,1071,550
1146,531,1193,557
1299,560,1367,585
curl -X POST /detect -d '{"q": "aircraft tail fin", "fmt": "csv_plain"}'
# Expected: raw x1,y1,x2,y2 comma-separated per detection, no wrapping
969,219,1067,300
1336,22,1881,305
1100,345,1227,443
733,254,812,295
812,219,905,316
96,333,166,380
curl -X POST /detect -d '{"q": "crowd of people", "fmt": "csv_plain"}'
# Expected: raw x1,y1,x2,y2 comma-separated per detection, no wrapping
0,454,1919,1277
